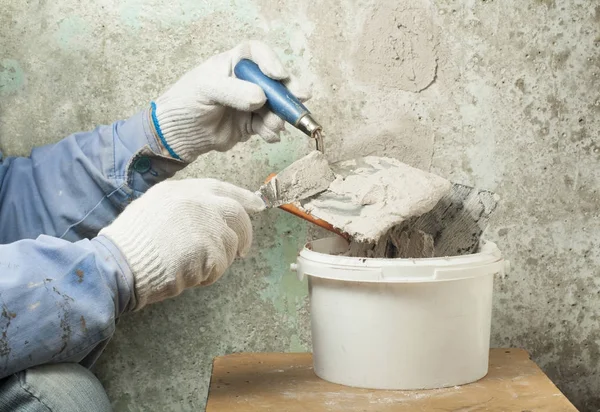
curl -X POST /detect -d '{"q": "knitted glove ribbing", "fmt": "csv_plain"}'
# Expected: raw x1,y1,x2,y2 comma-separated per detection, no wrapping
100,179,265,310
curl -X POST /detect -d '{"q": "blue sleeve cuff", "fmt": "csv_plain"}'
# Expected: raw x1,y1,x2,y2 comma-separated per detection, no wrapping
113,108,186,199
115,108,161,155
92,235,136,314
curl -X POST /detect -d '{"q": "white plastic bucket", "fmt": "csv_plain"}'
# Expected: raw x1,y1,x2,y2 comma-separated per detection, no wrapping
293,236,505,390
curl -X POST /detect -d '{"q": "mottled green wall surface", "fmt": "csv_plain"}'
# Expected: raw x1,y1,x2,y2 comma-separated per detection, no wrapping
2,0,600,410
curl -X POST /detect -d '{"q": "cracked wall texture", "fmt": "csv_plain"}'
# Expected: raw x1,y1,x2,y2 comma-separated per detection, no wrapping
1,0,599,410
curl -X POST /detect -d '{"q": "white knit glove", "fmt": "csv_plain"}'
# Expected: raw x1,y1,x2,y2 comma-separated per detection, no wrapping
99,179,265,310
152,40,311,163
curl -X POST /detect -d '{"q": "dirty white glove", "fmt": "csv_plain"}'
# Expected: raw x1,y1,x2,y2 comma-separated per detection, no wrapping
153,40,312,162
99,179,265,310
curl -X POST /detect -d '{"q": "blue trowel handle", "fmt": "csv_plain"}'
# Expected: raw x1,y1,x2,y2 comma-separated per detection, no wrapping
234,59,309,128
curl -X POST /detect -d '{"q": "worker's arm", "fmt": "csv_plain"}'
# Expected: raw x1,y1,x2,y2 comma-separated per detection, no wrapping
0,109,185,244
0,41,308,244
0,234,133,379
0,179,263,378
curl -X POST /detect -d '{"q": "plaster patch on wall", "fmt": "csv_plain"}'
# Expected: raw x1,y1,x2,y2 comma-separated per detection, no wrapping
265,22,313,64
0,59,25,96
337,118,435,170
252,1,321,94
353,1,438,92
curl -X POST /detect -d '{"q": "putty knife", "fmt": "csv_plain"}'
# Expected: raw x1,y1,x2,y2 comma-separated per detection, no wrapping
256,153,454,243
255,151,348,238
257,155,499,254
238,59,499,253
255,151,335,208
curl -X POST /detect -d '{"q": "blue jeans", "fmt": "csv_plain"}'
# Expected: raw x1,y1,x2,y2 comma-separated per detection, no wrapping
0,363,111,411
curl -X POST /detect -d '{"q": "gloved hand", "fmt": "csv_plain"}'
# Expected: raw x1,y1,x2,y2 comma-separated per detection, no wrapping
99,179,265,310
152,40,312,163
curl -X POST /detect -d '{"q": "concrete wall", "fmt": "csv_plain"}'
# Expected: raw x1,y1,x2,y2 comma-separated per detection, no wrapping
1,0,599,410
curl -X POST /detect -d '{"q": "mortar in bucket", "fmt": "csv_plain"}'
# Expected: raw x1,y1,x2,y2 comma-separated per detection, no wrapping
292,236,505,390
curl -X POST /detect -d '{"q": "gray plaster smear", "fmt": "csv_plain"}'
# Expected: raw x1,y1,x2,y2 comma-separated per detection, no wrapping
1,0,600,410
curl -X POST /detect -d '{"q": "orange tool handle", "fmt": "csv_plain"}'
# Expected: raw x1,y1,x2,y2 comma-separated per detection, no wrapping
264,173,349,240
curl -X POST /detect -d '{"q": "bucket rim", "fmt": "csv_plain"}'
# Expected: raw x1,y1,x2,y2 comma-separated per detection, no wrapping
294,237,504,282
299,237,501,266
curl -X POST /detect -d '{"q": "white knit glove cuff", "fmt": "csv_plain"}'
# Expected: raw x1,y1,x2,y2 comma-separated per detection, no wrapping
101,218,168,310
152,100,221,162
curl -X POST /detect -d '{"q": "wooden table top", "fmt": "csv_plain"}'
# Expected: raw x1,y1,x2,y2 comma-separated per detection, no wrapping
206,349,577,411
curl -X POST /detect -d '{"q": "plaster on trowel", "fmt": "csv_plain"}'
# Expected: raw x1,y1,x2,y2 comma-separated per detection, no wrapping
300,156,454,243
257,150,500,258
256,151,335,208
255,151,348,238
256,152,454,243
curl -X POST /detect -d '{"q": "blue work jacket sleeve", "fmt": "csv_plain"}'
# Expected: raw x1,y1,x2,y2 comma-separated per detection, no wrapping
0,235,133,379
0,108,185,377
0,108,185,244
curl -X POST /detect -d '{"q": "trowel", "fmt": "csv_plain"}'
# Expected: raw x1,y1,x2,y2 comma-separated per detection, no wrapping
255,152,454,243
256,151,500,257
236,60,356,238
255,151,348,239
240,58,500,255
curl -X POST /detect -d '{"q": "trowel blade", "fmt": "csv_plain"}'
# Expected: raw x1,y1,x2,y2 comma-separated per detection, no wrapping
256,151,336,208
